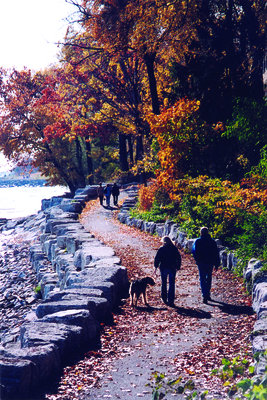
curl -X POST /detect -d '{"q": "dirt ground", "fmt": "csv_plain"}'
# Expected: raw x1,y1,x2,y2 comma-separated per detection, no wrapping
46,190,256,400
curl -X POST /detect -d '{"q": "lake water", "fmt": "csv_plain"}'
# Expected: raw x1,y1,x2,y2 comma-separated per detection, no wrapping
0,179,68,219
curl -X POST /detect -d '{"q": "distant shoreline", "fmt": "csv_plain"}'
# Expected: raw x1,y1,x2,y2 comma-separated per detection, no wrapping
0,178,47,188
0,172,46,180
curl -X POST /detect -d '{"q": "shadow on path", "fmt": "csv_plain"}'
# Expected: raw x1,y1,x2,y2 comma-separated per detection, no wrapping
125,304,212,319
102,205,120,210
208,299,254,316
174,306,212,319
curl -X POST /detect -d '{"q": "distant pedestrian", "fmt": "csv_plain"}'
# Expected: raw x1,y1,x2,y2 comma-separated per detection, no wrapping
97,183,104,206
111,183,120,206
104,184,112,207
154,236,181,306
192,227,220,304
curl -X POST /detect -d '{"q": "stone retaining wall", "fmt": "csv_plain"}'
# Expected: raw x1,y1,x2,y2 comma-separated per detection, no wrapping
0,185,129,400
0,184,265,398
117,189,267,375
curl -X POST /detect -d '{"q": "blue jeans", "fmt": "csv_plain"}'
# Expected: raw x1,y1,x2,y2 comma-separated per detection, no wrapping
160,268,176,304
105,195,111,207
197,263,213,299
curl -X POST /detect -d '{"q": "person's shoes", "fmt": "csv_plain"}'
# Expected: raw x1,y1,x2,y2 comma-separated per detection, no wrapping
161,299,168,305
203,297,208,304
167,301,175,307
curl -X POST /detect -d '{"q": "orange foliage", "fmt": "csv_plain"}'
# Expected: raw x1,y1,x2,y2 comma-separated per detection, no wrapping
148,98,203,193
138,180,159,211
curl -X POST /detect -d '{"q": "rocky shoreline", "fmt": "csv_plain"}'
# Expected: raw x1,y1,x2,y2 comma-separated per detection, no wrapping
0,231,43,349
0,186,130,400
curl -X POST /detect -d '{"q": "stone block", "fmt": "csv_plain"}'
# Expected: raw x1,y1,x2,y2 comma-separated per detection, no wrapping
169,224,179,240
73,249,83,270
227,252,237,270
252,334,267,354
64,272,82,287
43,238,57,260
87,256,121,268
81,265,129,299
155,224,164,237
40,274,58,298
41,196,64,211
36,296,111,322
125,216,133,225
46,288,104,302
117,212,127,223
220,250,228,269
2,343,61,388
253,283,267,314
0,357,37,400
79,244,115,268
149,222,156,234
52,223,83,236
59,201,83,214
20,322,83,362
252,319,267,337
176,231,187,247
36,299,89,318
70,281,116,307
164,220,174,236
54,253,74,276
43,284,58,300
250,259,264,278
65,235,95,255
57,235,68,249
41,309,100,344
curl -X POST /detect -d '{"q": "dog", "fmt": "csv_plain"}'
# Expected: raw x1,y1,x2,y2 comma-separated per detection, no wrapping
129,276,156,306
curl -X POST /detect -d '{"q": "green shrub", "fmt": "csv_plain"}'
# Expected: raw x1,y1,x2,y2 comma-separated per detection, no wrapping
233,211,267,273
34,285,41,294
147,371,207,399
212,352,267,399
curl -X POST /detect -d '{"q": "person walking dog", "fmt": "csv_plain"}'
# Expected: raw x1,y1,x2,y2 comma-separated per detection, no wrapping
192,227,220,304
154,236,181,306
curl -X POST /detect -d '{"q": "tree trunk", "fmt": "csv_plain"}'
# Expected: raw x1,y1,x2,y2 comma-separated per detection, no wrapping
44,142,76,195
75,137,86,187
119,133,129,171
85,139,94,184
240,0,265,99
144,52,160,115
127,135,134,166
135,135,143,162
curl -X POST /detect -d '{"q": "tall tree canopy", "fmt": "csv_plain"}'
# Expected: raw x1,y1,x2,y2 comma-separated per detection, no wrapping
0,0,265,192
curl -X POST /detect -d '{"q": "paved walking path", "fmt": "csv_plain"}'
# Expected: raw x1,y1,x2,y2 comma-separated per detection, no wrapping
47,190,255,400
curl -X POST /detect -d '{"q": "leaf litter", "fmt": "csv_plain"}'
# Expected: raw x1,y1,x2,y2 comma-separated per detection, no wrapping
46,198,256,400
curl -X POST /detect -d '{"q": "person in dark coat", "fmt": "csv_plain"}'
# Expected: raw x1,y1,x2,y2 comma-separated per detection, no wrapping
111,183,120,206
154,236,181,306
97,183,104,206
192,227,220,303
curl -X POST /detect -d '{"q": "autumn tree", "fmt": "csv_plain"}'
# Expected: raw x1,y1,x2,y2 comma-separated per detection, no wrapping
0,68,91,193
69,0,199,116
148,98,223,193
61,27,151,176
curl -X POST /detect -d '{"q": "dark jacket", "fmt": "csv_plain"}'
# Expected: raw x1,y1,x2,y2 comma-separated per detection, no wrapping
112,184,120,196
154,243,181,271
192,235,220,267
